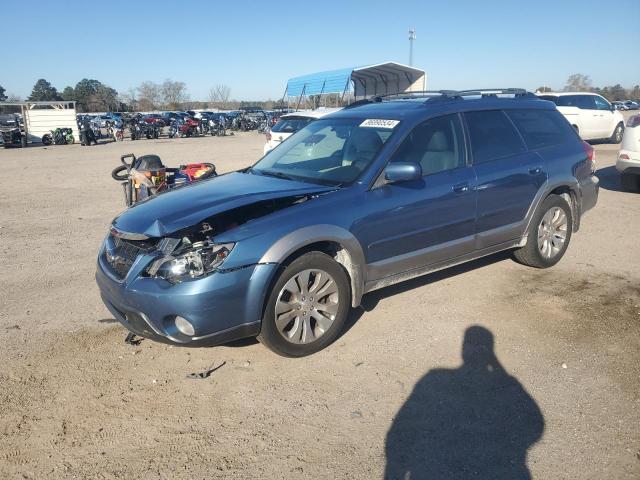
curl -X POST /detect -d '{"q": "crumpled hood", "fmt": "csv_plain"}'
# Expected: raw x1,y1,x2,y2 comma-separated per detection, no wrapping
112,171,333,237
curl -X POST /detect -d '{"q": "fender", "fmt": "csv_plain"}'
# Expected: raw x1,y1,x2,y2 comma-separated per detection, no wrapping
521,177,581,241
259,224,366,307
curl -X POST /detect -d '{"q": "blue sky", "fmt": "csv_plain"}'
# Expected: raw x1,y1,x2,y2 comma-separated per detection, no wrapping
2,0,639,101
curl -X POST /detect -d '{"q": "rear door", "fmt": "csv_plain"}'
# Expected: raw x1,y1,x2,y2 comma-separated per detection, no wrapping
464,110,547,250
557,95,599,138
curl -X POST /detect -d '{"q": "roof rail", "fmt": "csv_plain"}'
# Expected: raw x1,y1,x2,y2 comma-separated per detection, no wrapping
453,88,534,98
344,88,535,109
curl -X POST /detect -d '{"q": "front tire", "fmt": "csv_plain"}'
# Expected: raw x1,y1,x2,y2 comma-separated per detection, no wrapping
258,252,351,357
610,122,624,144
513,194,572,268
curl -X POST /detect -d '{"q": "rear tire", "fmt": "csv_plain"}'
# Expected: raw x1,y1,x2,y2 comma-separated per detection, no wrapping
258,252,351,357
610,122,624,144
42,134,52,146
621,173,640,192
513,194,572,268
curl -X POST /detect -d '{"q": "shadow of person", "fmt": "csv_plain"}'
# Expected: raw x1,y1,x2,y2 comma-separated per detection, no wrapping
385,326,544,480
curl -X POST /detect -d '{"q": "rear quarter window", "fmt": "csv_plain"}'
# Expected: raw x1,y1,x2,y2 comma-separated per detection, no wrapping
506,109,576,149
464,110,526,164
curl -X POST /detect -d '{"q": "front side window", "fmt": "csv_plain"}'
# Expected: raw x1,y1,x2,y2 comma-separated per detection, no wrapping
464,110,526,164
252,118,397,185
593,95,611,111
506,109,576,149
390,114,465,175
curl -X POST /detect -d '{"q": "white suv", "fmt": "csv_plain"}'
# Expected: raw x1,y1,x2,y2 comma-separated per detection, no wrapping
617,114,640,192
537,92,625,143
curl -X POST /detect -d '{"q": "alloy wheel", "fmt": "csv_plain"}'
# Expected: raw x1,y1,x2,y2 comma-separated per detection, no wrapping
537,207,568,259
274,269,339,344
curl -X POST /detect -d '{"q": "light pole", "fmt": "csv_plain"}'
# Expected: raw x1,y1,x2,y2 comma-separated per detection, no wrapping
408,28,416,66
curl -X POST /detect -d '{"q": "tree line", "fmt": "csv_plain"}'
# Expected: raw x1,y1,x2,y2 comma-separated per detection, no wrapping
537,73,640,101
0,78,243,113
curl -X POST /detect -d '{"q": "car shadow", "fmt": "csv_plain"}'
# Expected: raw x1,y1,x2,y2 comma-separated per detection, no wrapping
596,165,625,192
335,251,512,342
384,326,544,479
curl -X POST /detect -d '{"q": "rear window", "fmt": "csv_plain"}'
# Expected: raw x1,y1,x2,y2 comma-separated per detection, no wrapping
272,116,314,133
464,110,526,164
506,109,575,149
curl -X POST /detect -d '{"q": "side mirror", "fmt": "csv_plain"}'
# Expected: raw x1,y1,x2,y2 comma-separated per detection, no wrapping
384,162,422,183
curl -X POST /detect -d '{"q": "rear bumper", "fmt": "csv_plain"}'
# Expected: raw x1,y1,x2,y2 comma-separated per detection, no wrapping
96,251,278,347
616,151,640,173
579,174,599,215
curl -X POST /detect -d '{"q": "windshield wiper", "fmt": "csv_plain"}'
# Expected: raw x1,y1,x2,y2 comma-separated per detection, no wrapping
254,169,297,181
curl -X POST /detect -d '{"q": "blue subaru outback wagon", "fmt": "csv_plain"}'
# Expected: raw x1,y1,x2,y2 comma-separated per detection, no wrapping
97,89,599,356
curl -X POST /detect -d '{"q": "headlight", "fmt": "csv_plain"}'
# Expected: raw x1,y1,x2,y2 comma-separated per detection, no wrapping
147,242,234,284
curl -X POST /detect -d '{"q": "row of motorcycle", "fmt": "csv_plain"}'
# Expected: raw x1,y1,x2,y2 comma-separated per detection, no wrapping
41,111,275,146
107,115,230,142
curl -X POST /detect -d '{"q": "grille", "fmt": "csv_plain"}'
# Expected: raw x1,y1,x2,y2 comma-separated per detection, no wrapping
106,236,157,280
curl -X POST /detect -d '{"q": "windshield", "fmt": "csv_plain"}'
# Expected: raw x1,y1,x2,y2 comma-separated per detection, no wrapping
252,118,397,185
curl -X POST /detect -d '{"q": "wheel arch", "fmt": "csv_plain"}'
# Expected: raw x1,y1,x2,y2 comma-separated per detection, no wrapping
259,225,366,308
522,181,580,243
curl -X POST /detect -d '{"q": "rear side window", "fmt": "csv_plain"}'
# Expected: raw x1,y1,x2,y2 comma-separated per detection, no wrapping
506,109,576,149
271,117,313,133
464,110,526,164
555,95,595,109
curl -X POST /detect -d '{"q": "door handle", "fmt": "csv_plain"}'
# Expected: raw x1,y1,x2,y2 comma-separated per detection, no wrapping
529,167,542,175
452,182,469,194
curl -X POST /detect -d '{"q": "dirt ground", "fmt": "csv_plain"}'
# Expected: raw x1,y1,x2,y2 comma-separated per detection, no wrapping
0,129,638,479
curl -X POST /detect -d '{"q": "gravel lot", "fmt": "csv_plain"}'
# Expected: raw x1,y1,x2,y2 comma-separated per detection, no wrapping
0,128,638,479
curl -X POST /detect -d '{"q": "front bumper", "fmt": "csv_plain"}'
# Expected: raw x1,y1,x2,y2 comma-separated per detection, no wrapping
96,248,278,346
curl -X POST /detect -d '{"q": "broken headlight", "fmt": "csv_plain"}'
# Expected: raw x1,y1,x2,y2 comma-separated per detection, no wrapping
147,242,234,284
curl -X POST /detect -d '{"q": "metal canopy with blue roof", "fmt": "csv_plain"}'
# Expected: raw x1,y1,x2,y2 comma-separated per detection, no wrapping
285,62,427,101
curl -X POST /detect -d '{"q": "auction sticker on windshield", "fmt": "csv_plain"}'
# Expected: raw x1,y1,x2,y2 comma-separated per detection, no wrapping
360,119,400,129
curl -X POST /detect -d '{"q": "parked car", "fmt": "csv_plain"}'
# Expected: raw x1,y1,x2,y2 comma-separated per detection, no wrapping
264,108,342,154
96,88,599,357
537,92,625,143
612,102,628,111
623,100,639,110
616,114,640,192
94,115,116,128
0,113,26,148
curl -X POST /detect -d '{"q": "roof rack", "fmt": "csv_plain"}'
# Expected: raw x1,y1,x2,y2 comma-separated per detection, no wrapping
343,90,457,109
452,88,534,98
344,88,535,109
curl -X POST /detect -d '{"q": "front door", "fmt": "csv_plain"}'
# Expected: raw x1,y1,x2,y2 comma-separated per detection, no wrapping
354,113,477,282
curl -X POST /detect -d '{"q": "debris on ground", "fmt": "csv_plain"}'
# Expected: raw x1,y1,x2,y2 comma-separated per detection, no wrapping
124,332,143,346
186,361,227,380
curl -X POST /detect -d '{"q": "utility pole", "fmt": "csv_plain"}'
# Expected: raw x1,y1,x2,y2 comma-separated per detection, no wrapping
408,28,416,66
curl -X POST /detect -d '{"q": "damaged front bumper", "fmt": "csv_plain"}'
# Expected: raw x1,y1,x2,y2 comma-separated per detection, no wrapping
96,243,278,347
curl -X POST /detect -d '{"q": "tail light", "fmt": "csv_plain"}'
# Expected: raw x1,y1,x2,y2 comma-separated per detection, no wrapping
619,153,630,160
627,115,640,128
266,131,271,141
583,140,596,174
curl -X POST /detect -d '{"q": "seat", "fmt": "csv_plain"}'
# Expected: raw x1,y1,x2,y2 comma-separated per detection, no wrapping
420,131,457,175
343,129,383,170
